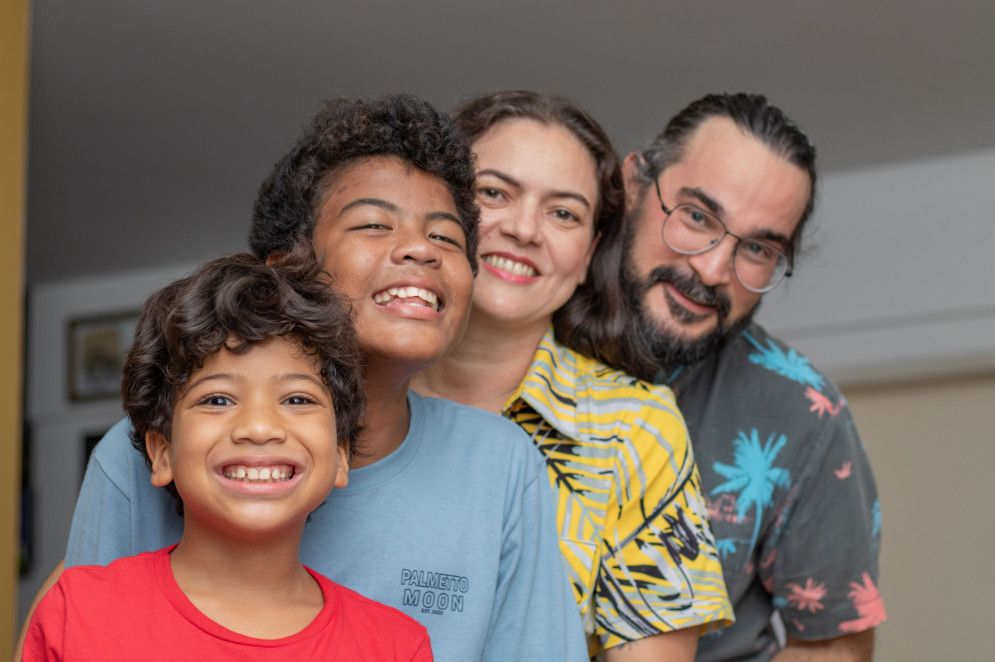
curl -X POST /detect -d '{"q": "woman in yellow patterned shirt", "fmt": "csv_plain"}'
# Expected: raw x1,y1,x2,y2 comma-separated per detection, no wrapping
413,91,732,660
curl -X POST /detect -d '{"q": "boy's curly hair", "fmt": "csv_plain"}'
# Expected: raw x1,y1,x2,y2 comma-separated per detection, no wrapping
249,94,479,273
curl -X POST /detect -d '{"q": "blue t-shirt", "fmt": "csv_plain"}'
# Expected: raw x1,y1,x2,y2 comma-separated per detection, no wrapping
66,392,588,662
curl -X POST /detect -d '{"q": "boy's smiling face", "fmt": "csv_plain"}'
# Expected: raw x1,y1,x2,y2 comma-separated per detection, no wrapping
146,337,347,540
311,156,474,374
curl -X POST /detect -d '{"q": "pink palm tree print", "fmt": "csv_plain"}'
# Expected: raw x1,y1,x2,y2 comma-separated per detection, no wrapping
806,387,841,418
839,573,887,632
786,578,826,613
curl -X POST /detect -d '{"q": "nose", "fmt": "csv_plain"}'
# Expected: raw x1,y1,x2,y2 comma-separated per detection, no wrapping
390,225,442,267
687,235,737,287
232,402,286,446
501,200,542,245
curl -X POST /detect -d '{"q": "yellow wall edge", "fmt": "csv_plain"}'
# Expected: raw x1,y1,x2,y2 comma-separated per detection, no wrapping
2,0,29,654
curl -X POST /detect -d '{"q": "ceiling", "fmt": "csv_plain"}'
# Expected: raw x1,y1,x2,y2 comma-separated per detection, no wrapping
24,0,995,285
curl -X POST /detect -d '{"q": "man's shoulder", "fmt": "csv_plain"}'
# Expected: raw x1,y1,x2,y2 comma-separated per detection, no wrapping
713,322,845,400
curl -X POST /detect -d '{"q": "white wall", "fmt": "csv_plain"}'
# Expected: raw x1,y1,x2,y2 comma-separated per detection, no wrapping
758,147,995,385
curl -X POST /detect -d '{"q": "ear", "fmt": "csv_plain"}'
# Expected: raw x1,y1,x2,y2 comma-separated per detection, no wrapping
622,153,644,210
576,232,601,286
145,432,175,488
333,440,350,489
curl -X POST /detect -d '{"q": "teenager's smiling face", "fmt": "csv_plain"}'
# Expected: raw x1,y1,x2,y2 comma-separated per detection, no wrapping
311,156,474,373
146,337,347,541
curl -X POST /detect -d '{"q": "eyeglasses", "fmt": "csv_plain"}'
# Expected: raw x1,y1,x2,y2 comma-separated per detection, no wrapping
653,177,792,293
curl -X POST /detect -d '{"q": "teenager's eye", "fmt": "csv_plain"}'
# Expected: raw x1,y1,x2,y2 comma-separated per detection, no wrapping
430,232,465,250
352,222,390,231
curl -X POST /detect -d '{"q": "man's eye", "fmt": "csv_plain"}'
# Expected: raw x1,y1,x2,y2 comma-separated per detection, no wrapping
478,188,503,200
741,240,776,263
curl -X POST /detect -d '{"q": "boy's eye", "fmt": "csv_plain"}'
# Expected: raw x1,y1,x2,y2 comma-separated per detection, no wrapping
284,394,317,406
199,395,233,407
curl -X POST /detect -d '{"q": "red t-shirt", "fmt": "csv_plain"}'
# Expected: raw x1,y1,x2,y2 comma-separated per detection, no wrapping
24,547,432,661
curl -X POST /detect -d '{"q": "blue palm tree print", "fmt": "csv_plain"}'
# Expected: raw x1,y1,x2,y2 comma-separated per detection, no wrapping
871,500,881,548
744,331,824,390
711,429,792,550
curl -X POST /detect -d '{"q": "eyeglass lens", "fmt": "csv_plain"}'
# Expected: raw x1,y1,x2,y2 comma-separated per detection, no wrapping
663,205,787,292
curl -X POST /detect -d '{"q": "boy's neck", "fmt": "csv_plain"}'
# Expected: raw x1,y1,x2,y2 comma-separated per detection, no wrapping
169,520,323,640
413,315,548,415
350,364,414,469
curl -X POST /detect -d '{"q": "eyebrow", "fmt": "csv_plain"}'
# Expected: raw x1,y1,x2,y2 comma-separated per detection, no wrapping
184,371,326,393
677,186,792,250
478,168,592,210
339,197,461,225
677,186,725,217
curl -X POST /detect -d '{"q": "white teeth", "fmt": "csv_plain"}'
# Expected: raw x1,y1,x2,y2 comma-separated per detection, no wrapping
483,255,537,277
373,286,440,310
224,464,294,483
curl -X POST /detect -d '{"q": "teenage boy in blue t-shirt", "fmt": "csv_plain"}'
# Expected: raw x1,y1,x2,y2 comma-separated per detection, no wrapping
24,252,432,660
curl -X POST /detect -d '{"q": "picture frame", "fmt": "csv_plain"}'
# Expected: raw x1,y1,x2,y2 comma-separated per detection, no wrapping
67,310,139,402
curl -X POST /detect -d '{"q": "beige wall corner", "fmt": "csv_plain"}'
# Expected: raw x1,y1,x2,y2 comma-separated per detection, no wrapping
1,0,29,654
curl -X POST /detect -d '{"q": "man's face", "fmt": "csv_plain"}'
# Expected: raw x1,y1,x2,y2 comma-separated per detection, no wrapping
623,117,811,366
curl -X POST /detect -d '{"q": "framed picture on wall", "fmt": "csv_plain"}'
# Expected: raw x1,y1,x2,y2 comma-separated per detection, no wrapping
67,310,139,402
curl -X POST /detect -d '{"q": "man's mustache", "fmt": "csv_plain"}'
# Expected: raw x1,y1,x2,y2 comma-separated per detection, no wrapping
644,265,731,319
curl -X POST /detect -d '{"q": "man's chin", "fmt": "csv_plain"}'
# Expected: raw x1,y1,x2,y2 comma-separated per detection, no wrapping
638,308,755,368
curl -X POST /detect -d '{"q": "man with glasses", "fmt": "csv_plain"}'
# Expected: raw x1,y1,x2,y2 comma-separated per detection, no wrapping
556,93,885,661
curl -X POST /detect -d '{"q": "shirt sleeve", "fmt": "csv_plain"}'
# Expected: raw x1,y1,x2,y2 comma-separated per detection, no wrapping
482,445,589,662
22,580,67,662
760,404,886,639
594,388,733,652
65,418,182,567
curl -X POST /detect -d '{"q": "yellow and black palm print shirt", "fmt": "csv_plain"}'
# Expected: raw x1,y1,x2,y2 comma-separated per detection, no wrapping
505,328,733,656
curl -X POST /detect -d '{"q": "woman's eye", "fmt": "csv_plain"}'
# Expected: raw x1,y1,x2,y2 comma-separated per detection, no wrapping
553,209,578,222
478,187,503,201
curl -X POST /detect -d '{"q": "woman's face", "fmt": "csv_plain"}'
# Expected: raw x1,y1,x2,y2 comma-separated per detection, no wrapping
470,119,600,331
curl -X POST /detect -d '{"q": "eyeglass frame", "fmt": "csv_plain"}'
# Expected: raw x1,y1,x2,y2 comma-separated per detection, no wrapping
652,176,793,293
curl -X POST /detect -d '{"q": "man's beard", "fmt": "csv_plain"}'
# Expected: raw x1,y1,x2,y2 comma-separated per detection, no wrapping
622,256,756,369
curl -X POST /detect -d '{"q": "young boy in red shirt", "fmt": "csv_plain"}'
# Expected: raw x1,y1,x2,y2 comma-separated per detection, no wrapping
23,251,432,661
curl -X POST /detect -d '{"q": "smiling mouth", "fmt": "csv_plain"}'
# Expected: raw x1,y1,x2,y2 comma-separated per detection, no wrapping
373,286,440,311
223,464,295,483
482,254,537,278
